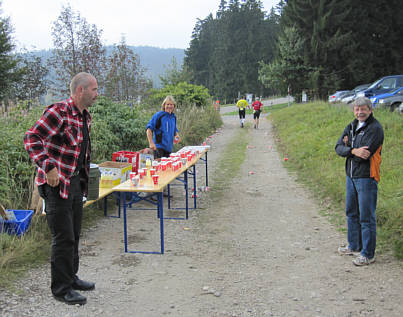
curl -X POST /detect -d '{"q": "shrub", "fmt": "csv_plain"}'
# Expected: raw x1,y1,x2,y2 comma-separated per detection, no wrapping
146,82,211,109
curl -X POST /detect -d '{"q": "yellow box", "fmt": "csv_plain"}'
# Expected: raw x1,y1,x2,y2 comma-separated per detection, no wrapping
98,161,131,188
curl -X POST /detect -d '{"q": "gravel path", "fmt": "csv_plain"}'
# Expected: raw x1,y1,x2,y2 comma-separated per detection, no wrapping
1,108,402,317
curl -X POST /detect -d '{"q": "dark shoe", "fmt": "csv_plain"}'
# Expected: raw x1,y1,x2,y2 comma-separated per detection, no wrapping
72,279,95,291
53,289,87,305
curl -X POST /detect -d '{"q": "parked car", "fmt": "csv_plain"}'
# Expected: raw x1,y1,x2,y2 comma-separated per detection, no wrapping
328,90,350,103
357,75,403,98
370,86,403,107
341,84,370,103
376,89,403,111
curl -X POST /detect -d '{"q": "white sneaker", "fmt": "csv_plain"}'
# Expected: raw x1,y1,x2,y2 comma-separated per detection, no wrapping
338,246,360,256
353,255,375,266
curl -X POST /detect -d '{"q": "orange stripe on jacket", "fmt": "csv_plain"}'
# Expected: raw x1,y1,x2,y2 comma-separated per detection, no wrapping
370,145,382,182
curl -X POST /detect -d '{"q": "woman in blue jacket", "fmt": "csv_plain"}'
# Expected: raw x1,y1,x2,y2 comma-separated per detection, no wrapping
146,95,181,159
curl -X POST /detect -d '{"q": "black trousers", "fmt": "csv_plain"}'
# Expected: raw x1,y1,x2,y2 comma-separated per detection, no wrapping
39,175,83,296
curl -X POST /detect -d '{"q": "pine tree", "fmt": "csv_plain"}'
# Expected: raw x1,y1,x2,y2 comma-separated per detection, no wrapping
0,5,19,101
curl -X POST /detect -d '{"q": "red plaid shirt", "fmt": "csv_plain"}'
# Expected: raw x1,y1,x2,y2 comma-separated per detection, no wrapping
24,98,91,199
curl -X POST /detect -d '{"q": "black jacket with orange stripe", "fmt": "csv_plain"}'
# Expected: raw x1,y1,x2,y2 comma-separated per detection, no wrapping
335,113,384,182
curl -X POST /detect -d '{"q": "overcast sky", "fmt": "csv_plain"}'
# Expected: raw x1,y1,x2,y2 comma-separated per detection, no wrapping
2,0,279,51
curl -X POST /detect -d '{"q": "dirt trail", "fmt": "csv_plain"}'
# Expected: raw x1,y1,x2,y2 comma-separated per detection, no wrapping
1,111,402,317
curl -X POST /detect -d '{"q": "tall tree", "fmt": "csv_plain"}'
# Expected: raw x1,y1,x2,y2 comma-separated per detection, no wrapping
50,5,105,96
185,0,279,100
258,26,310,98
0,3,19,101
276,0,403,98
280,0,352,98
104,37,151,102
159,56,191,87
10,53,49,102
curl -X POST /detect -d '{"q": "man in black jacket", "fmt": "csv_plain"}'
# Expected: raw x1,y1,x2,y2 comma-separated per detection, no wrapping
335,97,384,266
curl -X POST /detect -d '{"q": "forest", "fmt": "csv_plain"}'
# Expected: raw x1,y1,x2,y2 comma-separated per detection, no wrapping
184,0,403,101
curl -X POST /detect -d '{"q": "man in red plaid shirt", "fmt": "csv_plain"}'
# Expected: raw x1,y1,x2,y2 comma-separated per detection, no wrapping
24,72,98,305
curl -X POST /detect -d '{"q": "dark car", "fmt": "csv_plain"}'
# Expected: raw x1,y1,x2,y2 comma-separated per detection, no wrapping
356,75,403,98
376,89,403,111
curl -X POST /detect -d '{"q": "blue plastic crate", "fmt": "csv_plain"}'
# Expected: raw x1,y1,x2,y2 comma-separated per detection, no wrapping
0,209,34,236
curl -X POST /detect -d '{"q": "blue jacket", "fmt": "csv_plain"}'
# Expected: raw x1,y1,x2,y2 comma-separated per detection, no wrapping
146,111,178,153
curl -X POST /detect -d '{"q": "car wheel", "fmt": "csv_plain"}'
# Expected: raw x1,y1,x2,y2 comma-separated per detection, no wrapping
390,102,401,112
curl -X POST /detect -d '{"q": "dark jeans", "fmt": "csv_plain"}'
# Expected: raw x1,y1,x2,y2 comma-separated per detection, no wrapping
39,175,83,296
345,176,378,259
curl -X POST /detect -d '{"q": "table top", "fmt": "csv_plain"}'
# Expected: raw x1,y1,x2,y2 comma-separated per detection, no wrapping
113,148,208,193
83,146,209,201
83,187,115,208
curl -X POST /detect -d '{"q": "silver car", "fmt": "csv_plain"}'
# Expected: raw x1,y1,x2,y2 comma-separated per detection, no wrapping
328,90,350,103
341,84,370,104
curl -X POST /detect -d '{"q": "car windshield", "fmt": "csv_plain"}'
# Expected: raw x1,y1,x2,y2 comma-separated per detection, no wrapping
368,78,382,89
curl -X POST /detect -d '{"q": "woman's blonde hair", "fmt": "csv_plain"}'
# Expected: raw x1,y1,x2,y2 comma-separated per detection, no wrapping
161,95,176,111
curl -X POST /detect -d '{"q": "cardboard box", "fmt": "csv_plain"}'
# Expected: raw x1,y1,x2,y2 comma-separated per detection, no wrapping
98,161,131,188
112,151,139,172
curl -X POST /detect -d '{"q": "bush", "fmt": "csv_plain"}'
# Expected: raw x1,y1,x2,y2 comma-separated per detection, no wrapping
0,105,44,209
89,97,150,162
146,82,212,109
175,104,222,149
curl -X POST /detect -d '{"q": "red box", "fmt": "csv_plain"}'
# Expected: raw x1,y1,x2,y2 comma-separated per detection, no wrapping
112,151,139,172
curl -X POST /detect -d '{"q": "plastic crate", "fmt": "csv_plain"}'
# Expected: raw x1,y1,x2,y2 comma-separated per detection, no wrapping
0,209,34,236
112,151,139,172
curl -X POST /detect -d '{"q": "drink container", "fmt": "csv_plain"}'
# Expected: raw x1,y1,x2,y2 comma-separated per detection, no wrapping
131,175,139,187
152,174,159,186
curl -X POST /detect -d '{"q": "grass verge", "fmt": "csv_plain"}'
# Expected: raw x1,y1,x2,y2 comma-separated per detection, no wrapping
0,201,112,290
208,127,250,203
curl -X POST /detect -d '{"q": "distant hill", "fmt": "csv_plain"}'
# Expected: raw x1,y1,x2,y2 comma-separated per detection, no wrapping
131,46,185,87
30,46,185,88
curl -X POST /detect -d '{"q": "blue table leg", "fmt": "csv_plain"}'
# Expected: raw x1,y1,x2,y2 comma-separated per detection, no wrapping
123,192,128,253
184,170,189,219
193,165,197,209
158,192,164,254
103,195,107,216
167,184,171,209
205,152,208,187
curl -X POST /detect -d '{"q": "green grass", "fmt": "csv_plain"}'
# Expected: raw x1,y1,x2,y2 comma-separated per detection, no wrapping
269,101,403,258
208,126,249,201
0,201,107,289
